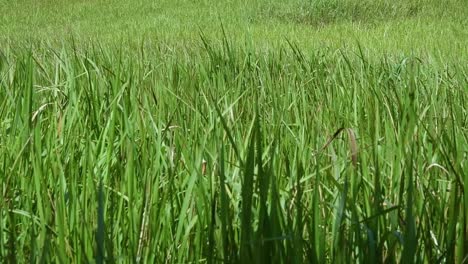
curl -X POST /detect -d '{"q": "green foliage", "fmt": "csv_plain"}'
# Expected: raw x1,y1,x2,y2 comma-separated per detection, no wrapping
0,36,466,262
0,0,467,262
0,0,467,60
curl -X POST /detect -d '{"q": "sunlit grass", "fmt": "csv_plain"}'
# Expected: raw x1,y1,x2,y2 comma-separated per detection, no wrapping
0,0,467,262
0,36,466,262
1,0,467,60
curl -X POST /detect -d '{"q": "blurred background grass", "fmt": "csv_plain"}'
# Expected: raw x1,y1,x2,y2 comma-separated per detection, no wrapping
1,0,467,60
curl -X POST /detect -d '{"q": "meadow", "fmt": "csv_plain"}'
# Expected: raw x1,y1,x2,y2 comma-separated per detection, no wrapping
0,0,467,262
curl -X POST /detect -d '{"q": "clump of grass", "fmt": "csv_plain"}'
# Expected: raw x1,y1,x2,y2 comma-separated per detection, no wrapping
257,0,465,28
0,37,466,262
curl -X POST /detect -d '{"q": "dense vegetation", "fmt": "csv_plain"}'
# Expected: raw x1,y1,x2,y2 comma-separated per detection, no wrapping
0,0,467,262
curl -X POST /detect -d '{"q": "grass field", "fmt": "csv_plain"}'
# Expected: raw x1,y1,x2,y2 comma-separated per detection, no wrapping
0,0,467,263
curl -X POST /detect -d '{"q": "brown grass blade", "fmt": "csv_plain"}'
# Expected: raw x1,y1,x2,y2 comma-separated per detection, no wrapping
320,127,359,167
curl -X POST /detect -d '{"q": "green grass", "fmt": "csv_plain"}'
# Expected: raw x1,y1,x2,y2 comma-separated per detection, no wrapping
0,0,467,262
1,0,467,59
